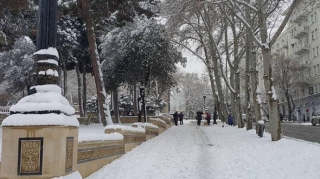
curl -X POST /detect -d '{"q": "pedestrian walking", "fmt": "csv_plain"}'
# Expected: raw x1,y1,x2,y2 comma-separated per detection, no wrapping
280,113,283,122
213,108,217,124
173,111,178,126
206,111,211,125
196,109,203,126
228,114,233,126
179,112,184,125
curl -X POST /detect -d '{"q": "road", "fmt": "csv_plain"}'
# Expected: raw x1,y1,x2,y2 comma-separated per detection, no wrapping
264,122,320,144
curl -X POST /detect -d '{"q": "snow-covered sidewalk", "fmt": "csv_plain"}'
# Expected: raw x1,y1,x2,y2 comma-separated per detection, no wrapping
85,120,320,179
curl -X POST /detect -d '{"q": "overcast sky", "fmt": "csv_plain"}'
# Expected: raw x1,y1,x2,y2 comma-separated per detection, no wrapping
177,50,205,74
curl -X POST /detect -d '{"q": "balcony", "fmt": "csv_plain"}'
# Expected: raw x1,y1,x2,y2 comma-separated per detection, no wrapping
292,26,309,39
271,45,280,56
293,43,310,54
291,6,312,23
281,40,288,48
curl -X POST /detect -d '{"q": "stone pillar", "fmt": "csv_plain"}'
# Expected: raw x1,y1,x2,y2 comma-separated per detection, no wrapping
0,0,80,178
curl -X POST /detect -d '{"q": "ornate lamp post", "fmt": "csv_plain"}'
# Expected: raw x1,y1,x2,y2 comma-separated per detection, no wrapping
1,1,79,178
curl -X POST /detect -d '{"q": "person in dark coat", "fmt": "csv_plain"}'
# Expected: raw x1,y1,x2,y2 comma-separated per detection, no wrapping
213,108,218,124
228,114,233,126
196,110,203,126
206,111,211,125
179,112,184,125
280,113,283,122
173,111,179,126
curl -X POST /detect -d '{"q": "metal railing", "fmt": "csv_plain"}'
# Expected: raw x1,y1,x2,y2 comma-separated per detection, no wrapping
0,106,10,114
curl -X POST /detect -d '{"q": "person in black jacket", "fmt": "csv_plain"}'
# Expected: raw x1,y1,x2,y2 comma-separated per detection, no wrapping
213,108,218,124
196,110,203,126
173,111,179,126
179,112,184,125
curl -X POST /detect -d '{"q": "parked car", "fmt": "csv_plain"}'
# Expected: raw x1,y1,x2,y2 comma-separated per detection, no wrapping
311,111,320,126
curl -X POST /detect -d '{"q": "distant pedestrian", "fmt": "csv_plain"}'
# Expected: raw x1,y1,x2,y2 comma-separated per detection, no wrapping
179,112,184,125
228,114,233,126
213,108,218,124
206,111,211,125
280,113,283,122
303,114,306,123
173,111,178,126
196,109,203,126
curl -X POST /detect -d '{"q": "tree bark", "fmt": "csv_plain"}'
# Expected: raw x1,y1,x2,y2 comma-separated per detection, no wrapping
251,52,262,130
75,61,83,117
113,90,120,124
82,58,88,124
257,0,281,141
245,0,253,130
235,71,244,128
63,56,67,97
81,0,106,125
133,84,138,115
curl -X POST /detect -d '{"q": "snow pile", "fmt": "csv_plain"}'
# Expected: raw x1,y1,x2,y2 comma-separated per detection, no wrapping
34,47,59,58
2,114,79,127
30,85,61,93
148,118,166,124
105,124,146,133
10,91,75,115
78,132,123,143
132,122,158,129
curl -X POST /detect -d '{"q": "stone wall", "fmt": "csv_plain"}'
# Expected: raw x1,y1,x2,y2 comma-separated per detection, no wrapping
1,120,170,178
77,140,124,178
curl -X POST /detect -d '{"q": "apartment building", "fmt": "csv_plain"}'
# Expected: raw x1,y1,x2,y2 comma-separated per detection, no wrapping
266,0,320,121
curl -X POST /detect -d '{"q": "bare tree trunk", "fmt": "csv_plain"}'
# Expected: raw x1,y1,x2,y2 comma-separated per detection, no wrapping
63,57,67,97
235,71,244,128
245,1,253,130
257,0,281,141
81,0,106,125
113,90,120,124
251,52,262,129
133,84,138,115
75,61,83,117
82,58,88,124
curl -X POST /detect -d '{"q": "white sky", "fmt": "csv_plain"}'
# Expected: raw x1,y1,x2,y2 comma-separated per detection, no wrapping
177,50,205,74
82,121,320,179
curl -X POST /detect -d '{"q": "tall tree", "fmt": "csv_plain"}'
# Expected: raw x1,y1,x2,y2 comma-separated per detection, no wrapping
0,37,35,93
80,0,109,125
273,55,310,121
228,0,299,140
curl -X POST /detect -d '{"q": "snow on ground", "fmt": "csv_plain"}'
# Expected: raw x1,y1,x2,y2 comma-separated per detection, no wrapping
0,120,319,178
85,120,320,179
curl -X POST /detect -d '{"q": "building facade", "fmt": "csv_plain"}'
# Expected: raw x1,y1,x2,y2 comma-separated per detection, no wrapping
266,0,320,121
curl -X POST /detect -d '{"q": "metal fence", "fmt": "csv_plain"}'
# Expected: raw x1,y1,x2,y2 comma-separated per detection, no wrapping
0,106,10,114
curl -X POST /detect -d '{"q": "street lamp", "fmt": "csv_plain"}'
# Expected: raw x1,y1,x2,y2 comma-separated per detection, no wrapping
203,95,206,110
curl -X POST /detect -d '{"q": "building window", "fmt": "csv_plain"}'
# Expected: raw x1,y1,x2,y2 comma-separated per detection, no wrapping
311,13,317,23
312,31,315,40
